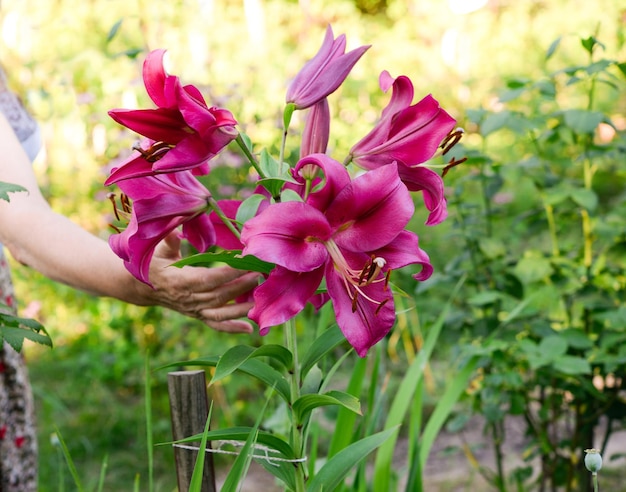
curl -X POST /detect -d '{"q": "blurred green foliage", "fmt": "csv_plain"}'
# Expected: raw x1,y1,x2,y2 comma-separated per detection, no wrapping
1,0,626,490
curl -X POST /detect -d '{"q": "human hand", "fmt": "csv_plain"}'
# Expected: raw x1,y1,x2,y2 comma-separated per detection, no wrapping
131,233,259,333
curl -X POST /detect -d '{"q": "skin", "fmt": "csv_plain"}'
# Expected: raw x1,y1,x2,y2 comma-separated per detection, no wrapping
0,112,259,333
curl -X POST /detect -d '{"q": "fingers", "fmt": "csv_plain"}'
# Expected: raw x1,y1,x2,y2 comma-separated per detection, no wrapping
198,302,256,333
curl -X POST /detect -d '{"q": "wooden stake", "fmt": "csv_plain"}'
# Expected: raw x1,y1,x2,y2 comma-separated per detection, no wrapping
167,370,216,492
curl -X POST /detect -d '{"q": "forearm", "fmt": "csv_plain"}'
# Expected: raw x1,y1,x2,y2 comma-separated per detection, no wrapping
2,202,143,302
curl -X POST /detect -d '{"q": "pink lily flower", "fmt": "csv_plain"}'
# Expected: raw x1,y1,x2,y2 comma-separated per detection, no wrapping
286,26,370,110
106,49,238,184
109,169,216,285
347,71,457,225
241,155,432,356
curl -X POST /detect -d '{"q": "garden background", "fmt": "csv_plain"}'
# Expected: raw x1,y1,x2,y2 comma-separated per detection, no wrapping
2,0,626,490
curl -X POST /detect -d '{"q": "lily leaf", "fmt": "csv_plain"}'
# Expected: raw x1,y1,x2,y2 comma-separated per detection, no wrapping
300,324,347,378
173,250,275,274
160,356,291,403
293,390,361,424
307,426,398,492
211,344,293,384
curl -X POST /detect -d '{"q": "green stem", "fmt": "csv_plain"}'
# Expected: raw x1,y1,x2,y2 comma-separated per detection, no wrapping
234,133,265,178
207,197,241,239
592,472,599,492
285,318,306,491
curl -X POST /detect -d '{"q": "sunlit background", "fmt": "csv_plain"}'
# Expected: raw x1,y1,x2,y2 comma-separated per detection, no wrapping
1,0,625,490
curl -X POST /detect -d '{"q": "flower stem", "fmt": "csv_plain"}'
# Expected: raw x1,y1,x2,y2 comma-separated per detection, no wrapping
207,196,241,240
592,472,599,492
235,133,265,178
285,318,306,491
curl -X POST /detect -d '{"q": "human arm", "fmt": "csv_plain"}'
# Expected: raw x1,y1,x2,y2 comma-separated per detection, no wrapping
0,112,258,332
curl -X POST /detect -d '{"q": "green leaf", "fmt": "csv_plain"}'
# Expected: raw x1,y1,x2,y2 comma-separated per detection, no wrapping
419,357,480,468
546,37,561,60
616,62,626,79
188,404,213,492
235,193,266,225
553,355,591,375
55,428,85,492
373,276,466,490
563,109,604,134
162,356,291,403
307,427,398,492
0,315,52,352
106,19,123,43
173,250,274,274
560,329,593,349
468,290,504,306
300,324,347,378
570,188,598,211
0,181,27,202
480,110,511,137
163,426,294,459
293,390,361,424
211,344,293,384
514,256,553,284
539,335,568,358
327,356,368,458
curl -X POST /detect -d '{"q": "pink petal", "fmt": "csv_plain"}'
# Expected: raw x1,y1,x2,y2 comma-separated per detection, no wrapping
397,166,448,225
325,260,395,357
327,164,414,251
374,230,433,281
249,266,324,335
241,202,331,272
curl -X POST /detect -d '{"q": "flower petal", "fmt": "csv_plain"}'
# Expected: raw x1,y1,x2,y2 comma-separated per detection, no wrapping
249,266,324,335
327,163,414,251
241,201,331,272
325,260,395,357
397,166,448,225
374,230,433,281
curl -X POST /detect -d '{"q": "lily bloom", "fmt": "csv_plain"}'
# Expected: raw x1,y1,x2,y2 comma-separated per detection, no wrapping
241,155,432,356
286,26,370,110
109,169,216,285
347,71,457,225
106,49,237,184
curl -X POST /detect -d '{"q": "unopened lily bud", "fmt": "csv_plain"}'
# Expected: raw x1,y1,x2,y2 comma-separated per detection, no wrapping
584,449,603,473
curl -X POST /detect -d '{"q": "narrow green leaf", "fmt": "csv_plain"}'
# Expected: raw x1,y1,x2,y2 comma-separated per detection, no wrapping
162,426,294,459
211,344,293,384
546,37,561,60
328,357,368,457
96,455,109,492
54,428,85,492
300,324,347,378
162,357,291,403
372,276,466,490
189,403,213,492
173,250,275,274
144,353,154,492
221,390,274,492
418,357,480,468
106,19,123,43
293,391,361,423
307,427,398,492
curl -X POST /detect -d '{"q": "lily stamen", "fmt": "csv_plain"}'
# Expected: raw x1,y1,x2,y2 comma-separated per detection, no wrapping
132,140,175,163
440,127,464,155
